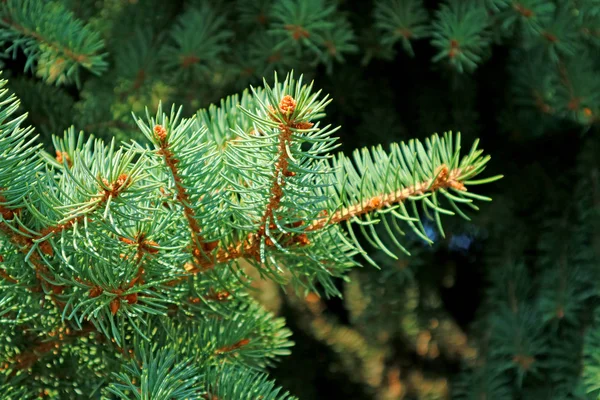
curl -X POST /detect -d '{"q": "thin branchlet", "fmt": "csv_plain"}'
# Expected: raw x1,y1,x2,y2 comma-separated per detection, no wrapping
0,174,136,364
154,124,218,271
1,17,91,64
0,73,498,386
308,165,466,231
2,323,96,373
210,165,467,267
248,96,298,259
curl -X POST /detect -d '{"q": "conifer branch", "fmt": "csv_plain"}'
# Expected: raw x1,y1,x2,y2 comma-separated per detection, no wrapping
153,124,218,271
0,172,134,308
7,323,96,372
1,17,90,64
0,0,107,85
248,95,299,259
0,217,62,297
307,164,466,231
0,71,500,395
37,173,131,256
211,164,469,267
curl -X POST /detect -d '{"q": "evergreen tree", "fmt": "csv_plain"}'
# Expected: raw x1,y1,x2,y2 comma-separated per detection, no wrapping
0,0,598,399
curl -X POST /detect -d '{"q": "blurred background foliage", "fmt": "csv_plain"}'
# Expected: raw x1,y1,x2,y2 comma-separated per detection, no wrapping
1,0,599,398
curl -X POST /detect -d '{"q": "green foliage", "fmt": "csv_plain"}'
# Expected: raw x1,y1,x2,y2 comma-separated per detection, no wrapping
162,1,233,81
374,0,430,57
7,76,74,142
431,0,491,73
0,0,599,398
0,0,107,86
270,0,336,54
495,0,555,35
203,364,298,400
0,70,497,398
452,134,600,399
0,0,594,148
108,349,203,399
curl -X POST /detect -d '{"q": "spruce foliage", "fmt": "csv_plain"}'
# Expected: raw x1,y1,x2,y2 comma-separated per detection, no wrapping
0,0,598,399
0,69,498,397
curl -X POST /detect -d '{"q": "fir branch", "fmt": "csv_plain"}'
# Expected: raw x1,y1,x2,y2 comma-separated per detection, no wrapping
1,171,132,262
431,0,491,73
248,95,302,258
374,0,430,57
7,323,96,372
0,72,499,396
153,124,218,271
0,0,108,85
308,164,466,231
201,364,297,400
0,217,62,297
1,18,89,64
211,165,467,266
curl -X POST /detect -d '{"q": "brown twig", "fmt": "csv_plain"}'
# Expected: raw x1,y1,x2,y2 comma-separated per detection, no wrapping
153,124,218,271
308,164,466,231
214,338,250,355
212,165,467,267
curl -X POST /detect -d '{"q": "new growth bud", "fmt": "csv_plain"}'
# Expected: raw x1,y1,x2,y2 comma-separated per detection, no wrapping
154,124,167,142
279,95,297,116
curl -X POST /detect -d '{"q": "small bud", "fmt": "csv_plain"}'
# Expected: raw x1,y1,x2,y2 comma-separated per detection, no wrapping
51,284,64,295
279,95,296,116
449,40,460,58
367,196,382,209
114,174,129,191
89,286,103,298
293,121,314,130
216,291,231,301
55,150,71,167
110,298,121,315
295,234,310,245
119,237,136,245
125,293,138,304
154,124,167,142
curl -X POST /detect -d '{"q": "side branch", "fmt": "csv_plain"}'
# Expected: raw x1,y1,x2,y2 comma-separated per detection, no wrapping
3,323,96,373
153,125,217,271
308,165,466,231
249,112,295,256
211,165,466,267
1,18,91,64
0,174,131,294
224,95,310,262
0,213,59,295
0,176,136,371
